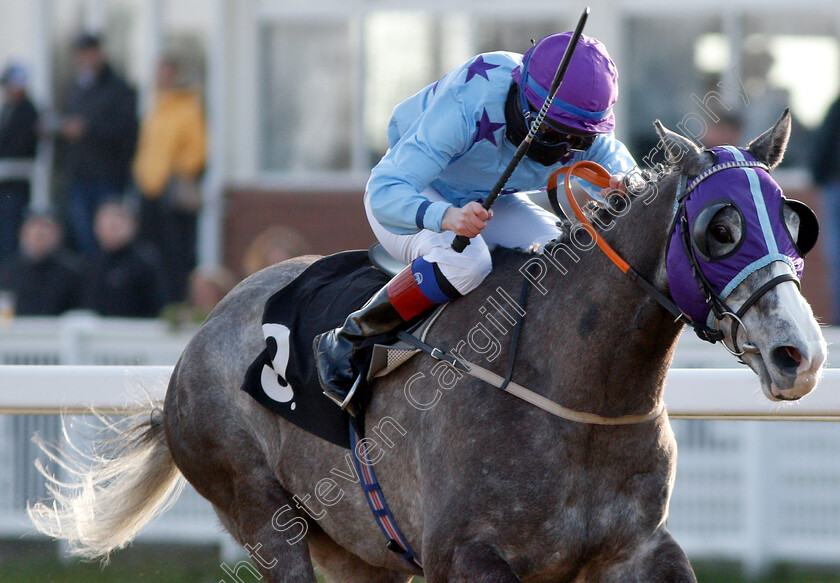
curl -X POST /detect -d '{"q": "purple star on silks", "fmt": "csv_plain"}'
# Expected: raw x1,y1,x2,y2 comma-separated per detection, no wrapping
465,56,499,83
474,108,505,146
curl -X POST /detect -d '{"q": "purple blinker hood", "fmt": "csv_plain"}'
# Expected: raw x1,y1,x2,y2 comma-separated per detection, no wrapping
666,146,804,325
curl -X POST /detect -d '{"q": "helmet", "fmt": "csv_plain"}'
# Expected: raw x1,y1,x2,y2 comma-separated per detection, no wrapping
511,32,618,134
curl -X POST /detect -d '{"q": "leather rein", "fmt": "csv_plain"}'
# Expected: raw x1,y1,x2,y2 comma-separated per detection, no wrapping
547,161,725,343
547,161,798,358
403,161,685,426
408,160,792,426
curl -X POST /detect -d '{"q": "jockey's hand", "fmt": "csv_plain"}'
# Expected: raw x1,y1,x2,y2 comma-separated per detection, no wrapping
441,202,492,238
599,173,627,201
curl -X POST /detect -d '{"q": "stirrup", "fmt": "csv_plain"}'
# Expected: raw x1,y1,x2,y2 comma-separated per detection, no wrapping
322,374,362,416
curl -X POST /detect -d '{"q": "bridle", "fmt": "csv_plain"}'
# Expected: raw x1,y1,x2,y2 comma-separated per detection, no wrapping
674,160,801,357
547,160,799,356
674,166,800,356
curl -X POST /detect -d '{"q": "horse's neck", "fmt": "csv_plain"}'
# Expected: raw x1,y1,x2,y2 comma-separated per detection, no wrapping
519,175,683,418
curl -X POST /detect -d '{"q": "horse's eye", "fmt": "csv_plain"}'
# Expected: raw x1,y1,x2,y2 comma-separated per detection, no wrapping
711,224,734,244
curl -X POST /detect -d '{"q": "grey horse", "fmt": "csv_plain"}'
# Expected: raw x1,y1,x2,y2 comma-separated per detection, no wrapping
30,112,826,582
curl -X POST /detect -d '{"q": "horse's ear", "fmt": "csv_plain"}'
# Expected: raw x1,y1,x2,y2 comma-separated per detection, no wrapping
653,119,711,176
746,108,791,171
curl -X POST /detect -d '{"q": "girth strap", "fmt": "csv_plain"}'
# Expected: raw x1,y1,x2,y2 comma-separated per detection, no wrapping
348,419,424,573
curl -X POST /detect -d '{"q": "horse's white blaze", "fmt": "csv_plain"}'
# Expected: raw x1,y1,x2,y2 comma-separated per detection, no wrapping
737,261,827,401
769,272,826,399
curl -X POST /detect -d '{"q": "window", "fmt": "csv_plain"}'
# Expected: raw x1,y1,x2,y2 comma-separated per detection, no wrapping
259,9,579,175
473,18,571,55
363,12,439,162
740,13,839,167
363,12,476,162
623,15,723,163
260,21,354,172
623,10,840,169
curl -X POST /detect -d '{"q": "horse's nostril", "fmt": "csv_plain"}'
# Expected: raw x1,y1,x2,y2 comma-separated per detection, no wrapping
771,345,802,376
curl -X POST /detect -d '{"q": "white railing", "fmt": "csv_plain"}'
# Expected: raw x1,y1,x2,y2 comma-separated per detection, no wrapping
0,315,837,574
2,365,839,419
0,315,238,555
0,312,196,366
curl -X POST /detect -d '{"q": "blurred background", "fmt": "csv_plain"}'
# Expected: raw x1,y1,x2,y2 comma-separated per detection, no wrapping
0,0,838,582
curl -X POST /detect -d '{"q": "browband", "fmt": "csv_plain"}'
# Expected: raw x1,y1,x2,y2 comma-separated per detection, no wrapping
684,160,769,197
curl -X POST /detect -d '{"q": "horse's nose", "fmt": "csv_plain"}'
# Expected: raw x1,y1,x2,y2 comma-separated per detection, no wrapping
770,344,803,381
769,340,826,395
799,341,828,376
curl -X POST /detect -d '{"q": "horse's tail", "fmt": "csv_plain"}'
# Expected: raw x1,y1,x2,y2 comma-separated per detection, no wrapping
27,403,184,562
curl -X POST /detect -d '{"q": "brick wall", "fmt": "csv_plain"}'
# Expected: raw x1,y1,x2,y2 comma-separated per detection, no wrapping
223,188,375,277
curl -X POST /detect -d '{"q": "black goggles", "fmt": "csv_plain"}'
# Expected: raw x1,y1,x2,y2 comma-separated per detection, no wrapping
532,118,597,150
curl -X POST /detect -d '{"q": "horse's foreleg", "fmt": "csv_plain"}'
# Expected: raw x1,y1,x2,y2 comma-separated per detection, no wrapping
424,540,521,583
601,527,697,583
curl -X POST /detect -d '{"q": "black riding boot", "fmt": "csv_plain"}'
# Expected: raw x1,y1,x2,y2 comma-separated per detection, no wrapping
314,261,456,410
314,285,404,406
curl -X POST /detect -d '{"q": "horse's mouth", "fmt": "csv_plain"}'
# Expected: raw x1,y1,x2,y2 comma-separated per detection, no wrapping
741,352,785,401
743,346,823,402
769,383,801,401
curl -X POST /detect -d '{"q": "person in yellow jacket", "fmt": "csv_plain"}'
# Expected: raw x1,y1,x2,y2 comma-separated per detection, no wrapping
133,56,207,302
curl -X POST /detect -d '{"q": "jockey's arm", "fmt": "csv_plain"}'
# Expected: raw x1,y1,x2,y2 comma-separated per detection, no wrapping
367,89,474,236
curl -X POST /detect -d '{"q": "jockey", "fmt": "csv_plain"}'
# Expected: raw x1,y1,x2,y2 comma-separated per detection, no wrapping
315,32,637,403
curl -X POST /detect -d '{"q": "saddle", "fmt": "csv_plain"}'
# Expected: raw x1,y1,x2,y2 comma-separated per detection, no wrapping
240,246,434,448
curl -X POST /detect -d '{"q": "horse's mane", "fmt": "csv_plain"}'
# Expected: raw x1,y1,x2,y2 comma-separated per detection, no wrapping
535,163,678,255
484,164,679,276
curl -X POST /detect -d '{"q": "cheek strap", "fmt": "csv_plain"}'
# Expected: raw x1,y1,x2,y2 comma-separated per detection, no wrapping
724,272,800,355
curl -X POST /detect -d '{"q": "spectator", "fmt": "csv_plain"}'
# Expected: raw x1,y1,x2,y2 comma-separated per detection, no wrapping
187,267,237,310
241,225,309,277
59,33,138,254
0,62,38,259
160,266,237,327
810,93,840,323
80,200,167,318
0,209,81,315
133,55,207,303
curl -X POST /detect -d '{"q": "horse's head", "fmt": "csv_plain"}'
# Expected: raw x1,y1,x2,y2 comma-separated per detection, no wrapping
654,110,826,401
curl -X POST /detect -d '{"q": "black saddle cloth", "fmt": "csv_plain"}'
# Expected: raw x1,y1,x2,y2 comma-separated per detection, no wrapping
241,251,390,448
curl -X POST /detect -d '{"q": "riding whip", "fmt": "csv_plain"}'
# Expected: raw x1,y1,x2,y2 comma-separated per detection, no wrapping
452,6,590,253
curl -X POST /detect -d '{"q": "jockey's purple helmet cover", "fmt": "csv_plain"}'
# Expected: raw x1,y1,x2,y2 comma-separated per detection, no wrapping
666,146,804,325
511,32,618,134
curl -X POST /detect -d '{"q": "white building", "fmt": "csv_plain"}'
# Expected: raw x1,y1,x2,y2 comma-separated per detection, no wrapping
0,0,839,277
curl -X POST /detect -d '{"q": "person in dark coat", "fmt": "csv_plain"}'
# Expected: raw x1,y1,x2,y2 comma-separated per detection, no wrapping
0,210,81,315
810,94,840,323
81,200,167,318
0,62,39,259
60,33,138,255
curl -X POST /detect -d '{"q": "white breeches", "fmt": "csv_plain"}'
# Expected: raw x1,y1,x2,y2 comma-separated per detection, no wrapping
364,187,561,295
